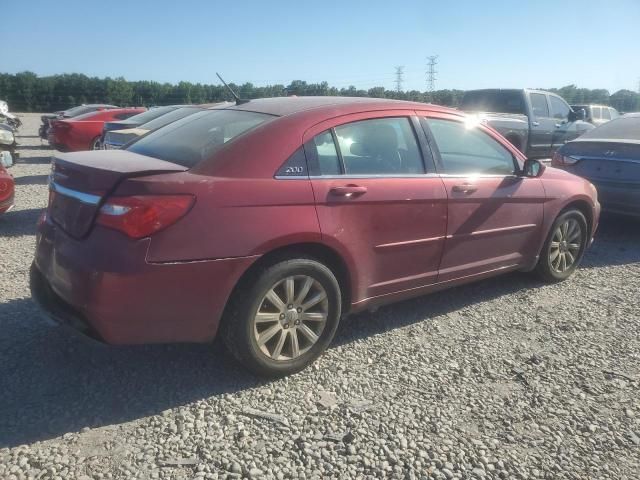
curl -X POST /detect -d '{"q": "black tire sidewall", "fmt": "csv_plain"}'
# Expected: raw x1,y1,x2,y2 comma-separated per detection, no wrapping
225,258,342,377
538,209,588,282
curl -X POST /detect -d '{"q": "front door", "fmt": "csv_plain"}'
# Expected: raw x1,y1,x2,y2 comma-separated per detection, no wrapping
304,114,448,302
420,115,545,282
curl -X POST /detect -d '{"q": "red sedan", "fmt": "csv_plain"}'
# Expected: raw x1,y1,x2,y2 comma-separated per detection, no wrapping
31,97,600,376
48,107,146,151
0,162,14,214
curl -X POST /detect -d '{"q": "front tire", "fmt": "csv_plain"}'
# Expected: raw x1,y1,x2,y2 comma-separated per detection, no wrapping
536,209,588,282
221,258,342,377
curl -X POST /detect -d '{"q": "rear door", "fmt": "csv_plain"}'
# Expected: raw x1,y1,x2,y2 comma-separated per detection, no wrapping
305,112,448,302
526,92,555,158
419,113,545,282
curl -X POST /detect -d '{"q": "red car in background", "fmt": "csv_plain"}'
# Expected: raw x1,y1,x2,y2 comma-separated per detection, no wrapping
0,162,14,214
48,107,146,152
32,97,600,377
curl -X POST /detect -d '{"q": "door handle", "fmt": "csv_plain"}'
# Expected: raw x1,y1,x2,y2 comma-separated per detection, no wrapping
451,183,477,194
329,185,368,197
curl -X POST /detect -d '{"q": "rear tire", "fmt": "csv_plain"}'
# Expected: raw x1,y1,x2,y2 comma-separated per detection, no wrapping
221,257,342,377
90,136,103,150
535,209,588,283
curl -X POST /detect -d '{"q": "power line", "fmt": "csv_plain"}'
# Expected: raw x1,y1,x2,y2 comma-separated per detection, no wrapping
394,66,405,92
426,55,438,91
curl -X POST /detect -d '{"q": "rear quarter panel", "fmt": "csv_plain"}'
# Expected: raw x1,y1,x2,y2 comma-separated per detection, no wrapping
115,172,322,263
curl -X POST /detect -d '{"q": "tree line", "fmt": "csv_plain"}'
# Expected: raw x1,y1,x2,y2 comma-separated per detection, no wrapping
1,71,639,113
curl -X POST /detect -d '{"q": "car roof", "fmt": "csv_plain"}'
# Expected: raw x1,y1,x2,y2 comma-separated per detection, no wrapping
226,96,455,117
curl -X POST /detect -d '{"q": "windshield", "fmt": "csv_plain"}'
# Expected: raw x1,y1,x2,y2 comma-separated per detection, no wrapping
139,107,202,131
461,91,525,114
121,105,178,124
128,109,273,167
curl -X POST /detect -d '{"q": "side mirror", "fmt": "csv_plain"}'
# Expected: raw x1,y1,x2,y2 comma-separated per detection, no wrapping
0,151,13,168
569,109,585,122
521,158,545,178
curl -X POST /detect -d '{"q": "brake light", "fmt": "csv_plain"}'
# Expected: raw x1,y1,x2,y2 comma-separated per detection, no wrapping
55,122,72,131
552,151,579,167
96,195,195,238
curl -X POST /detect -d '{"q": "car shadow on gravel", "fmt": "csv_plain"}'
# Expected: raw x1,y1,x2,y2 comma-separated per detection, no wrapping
13,174,50,186
335,271,545,347
14,155,52,165
0,297,261,448
16,145,52,151
0,271,547,448
0,208,44,236
581,215,640,269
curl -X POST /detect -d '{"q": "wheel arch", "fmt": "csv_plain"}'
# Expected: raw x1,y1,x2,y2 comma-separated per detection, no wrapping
227,242,353,316
561,199,594,237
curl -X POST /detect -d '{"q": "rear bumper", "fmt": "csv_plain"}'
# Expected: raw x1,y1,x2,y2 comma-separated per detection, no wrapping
32,217,258,344
593,181,640,218
0,191,14,214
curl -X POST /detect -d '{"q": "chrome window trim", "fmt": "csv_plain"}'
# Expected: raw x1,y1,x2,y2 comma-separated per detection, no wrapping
50,181,101,205
309,173,440,179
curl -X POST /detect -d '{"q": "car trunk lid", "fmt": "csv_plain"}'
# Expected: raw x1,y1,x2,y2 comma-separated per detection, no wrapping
49,150,187,238
564,141,640,185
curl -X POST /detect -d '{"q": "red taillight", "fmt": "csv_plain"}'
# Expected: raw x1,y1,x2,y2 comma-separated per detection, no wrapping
552,151,579,167
54,122,71,131
96,195,195,238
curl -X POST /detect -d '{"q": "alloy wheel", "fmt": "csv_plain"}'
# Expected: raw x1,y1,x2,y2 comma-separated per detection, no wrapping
253,275,329,361
549,218,582,273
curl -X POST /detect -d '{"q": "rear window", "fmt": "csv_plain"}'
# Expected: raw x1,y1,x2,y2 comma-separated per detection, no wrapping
123,106,177,124
139,107,201,131
580,116,640,141
460,91,525,114
128,109,273,167
71,111,105,121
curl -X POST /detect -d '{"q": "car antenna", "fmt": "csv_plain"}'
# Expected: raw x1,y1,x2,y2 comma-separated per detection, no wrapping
216,73,249,105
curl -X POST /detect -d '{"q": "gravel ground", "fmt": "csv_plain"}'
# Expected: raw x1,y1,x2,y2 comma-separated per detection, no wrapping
0,113,639,479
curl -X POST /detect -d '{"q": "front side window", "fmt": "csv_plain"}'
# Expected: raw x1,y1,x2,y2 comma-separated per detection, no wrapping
530,93,550,118
602,107,611,120
592,106,601,119
550,96,571,120
128,109,272,168
424,118,516,175
334,117,423,175
609,108,620,119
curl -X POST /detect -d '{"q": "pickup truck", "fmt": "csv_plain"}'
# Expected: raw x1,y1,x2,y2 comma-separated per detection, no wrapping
460,88,594,159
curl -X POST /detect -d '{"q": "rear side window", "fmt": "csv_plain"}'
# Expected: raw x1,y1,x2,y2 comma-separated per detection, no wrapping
310,130,341,175
424,118,515,175
530,93,549,118
602,108,611,120
550,96,571,120
592,106,601,119
128,110,272,167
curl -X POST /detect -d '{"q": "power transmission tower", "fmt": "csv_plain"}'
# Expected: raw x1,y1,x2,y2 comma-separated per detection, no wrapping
394,66,405,92
426,55,439,91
